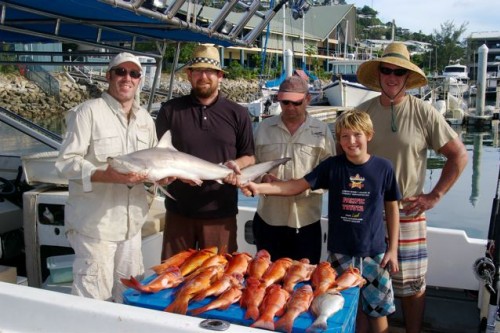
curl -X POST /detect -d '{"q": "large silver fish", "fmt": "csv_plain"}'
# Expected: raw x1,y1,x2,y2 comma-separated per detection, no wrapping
306,289,345,332
107,130,290,186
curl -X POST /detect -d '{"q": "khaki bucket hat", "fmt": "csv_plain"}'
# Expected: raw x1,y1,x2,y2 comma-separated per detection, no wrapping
356,42,427,91
185,44,226,73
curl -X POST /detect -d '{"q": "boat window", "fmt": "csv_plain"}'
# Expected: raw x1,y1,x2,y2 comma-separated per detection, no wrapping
0,121,57,157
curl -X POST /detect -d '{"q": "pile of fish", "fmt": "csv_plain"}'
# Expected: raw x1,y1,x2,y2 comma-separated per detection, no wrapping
121,247,366,332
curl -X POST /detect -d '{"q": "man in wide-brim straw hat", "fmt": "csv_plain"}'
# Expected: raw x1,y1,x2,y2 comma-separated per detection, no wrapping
356,42,468,333
155,43,255,261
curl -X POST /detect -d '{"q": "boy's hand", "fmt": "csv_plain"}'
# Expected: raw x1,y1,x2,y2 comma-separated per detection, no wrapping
240,181,258,197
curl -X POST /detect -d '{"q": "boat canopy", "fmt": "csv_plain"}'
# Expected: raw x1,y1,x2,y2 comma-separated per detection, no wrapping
0,0,288,53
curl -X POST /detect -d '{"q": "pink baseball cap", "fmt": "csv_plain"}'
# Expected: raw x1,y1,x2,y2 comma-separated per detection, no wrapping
277,76,309,102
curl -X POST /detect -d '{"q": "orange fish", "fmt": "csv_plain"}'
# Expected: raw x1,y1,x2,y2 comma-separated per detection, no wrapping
247,249,272,280
150,248,196,275
240,276,267,321
192,273,243,302
190,286,243,316
120,266,183,293
164,265,222,315
274,284,314,333
282,258,316,293
260,257,293,288
332,265,366,292
179,246,218,276
224,252,252,276
311,261,338,297
195,252,228,272
250,284,290,331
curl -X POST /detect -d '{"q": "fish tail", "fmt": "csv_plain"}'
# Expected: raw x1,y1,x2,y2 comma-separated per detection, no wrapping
274,315,293,333
164,299,188,315
189,305,209,316
306,316,328,332
245,306,260,321
120,276,146,293
250,315,275,331
192,292,206,302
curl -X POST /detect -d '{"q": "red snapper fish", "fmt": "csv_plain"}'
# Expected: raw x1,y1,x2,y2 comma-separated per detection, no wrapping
260,257,293,288
192,273,243,302
164,265,222,315
250,284,290,331
311,261,337,297
179,246,218,276
120,266,183,293
151,248,196,275
306,289,345,332
224,252,253,276
332,265,366,292
247,249,272,280
240,276,267,321
274,284,314,333
189,286,243,316
282,258,316,293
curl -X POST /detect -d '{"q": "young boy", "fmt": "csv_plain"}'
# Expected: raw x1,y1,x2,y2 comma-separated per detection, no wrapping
240,110,401,333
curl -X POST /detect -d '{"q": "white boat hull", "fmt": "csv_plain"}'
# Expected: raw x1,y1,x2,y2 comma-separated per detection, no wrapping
323,80,380,107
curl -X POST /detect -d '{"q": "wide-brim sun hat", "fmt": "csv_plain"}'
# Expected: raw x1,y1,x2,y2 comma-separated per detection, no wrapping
356,42,427,91
185,44,226,73
107,52,142,72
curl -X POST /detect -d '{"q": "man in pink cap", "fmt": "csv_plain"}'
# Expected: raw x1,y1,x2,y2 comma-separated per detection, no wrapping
250,75,335,264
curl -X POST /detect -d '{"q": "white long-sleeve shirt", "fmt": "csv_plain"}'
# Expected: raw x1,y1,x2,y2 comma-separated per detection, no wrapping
56,92,157,241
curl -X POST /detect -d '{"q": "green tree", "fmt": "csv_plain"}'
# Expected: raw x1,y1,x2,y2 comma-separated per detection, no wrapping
430,21,468,72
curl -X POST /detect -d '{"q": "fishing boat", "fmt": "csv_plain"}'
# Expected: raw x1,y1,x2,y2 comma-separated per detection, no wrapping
321,56,380,107
322,73,380,107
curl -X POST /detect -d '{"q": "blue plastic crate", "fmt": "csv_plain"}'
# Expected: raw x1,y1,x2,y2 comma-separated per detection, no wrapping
124,274,358,333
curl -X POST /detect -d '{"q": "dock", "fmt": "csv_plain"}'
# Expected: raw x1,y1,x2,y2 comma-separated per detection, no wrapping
307,105,347,123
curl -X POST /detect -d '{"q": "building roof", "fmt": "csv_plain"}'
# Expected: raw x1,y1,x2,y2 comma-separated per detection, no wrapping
469,31,500,39
198,4,356,43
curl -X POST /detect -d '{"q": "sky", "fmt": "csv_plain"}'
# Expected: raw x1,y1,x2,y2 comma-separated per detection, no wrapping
350,0,498,37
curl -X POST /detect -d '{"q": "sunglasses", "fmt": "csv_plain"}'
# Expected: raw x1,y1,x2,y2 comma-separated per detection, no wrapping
379,66,408,76
280,99,304,106
112,67,142,79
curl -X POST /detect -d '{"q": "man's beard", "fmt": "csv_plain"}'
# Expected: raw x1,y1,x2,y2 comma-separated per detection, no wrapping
193,81,217,99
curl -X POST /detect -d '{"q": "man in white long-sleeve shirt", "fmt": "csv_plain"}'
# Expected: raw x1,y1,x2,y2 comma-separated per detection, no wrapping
56,52,159,302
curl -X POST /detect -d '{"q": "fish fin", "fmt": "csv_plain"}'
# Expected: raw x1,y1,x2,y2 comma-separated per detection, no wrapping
156,183,176,201
245,307,260,321
157,130,177,150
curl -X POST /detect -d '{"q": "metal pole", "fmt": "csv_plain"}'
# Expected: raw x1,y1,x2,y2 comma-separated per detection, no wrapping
168,42,182,101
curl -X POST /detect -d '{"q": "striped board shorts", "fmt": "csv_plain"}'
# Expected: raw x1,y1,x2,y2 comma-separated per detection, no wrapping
391,212,428,297
328,252,395,317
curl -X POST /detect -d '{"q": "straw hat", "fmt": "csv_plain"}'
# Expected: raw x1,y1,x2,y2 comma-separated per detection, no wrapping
356,42,427,91
185,44,225,72
277,76,309,102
